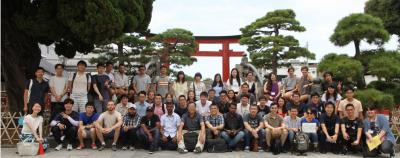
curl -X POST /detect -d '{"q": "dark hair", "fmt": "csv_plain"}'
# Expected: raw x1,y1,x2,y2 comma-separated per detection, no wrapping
344,86,355,92
270,103,278,108
345,103,354,109
325,85,338,101
212,73,223,88
96,62,105,68
55,64,65,69
368,106,378,111
138,65,146,70
241,82,249,88
266,73,277,92
36,67,45,72
64,98,74,105
219,90,227,96
323,71,333,78
241,94,249,99
85,102,95,108
178,95,186,100
259,96,267,101
118,63,125,67
176,71,186,83
287,67,295,72
246,71,254,77
306,108,316,115
229,102,237,108
310,92,320,98
77,60,87,67
187,90,196,102
292,92,300,97
120,94,129,99
200,91,208,97
227,90,237,102
324,101,335,109
209,104,218,109
208,89,216,93
250,104,258,109
166,101,174,105
165,93,173,99
277,97,287,111
155,94,163,98
229,68,241,86
290,106,298,111
106,61,113,66
138,91,147,96
301,66,309,71
188,101,196,108
194,72,202,79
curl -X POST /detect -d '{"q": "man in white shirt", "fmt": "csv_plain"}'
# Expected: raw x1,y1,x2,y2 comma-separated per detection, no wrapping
68,60,91,113
160,103,181,150
50,64,68,121
237,94,250,117
195,92,212,117
114,64,129,96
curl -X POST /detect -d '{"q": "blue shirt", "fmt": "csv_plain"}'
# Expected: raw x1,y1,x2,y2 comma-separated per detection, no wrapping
135,102,150,117
300,118,320,129
79,112,100,125
363,114,395,144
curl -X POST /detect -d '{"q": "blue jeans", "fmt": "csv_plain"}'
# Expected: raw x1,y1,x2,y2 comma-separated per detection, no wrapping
288,130,296,143
139,128,160,149
220,131,245,148
244,129,265,147
305,132,318,144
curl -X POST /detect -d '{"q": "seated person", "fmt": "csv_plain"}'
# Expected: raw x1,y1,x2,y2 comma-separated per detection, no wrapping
20,103,49,151
221,103,245,151
217,90,230,114
177,102,206,153
237,83,256,104
121,104,141,151
174,95,188,117
95,100,122,151
257,96,271,117
300,108,319,151
364,106,395,157
195,92,211,117
50,98,79,151
264,103,288,153
243,105,265,152
77,102,99,150
138,107,161,154
283,107,301,147
306,93,324,118
160,102,181,150
286,92,307,117
319,102,340,154
205,104,224,139
115,94,133,116
340,103,363,154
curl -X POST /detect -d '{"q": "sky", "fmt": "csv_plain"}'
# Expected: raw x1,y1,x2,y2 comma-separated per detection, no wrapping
148,0,399,79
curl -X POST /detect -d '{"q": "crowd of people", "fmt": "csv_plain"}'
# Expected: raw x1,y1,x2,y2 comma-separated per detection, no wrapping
20,60,395,157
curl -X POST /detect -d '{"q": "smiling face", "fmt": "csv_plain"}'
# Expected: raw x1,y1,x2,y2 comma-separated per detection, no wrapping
32,103,42,114
35,69,44,79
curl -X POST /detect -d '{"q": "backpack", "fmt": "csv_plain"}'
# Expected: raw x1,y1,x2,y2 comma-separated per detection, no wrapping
183,132,199,152
70,72,91,94
206,138,227,153
294,132,309,153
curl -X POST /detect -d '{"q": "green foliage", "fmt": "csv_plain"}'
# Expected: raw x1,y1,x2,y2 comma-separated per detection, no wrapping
318,53,363,84
150,28,198,68
367,81,400,105
365,0,400,38
355,88,394,110
330,13,390,57
368,55,400,81
239,9,314,73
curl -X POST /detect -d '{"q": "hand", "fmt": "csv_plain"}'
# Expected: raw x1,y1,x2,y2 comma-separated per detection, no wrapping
61,112,69,119
123,126,129,132
105,80,109,86
213,129,219,136
55,95,61,102
58,123,65,130
99,95,104,101
332,134,338,141
343,133,349,140
36,137,44,144
352,140,360,145
326,136,333,142
303,85,308,88
148,134,154,142
162,136,168,142
172,137,177,143
23,105,28,113
103,128,111,134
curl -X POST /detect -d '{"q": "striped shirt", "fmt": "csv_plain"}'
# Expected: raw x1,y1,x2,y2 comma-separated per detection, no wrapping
206,114,224,127
123,113,141,128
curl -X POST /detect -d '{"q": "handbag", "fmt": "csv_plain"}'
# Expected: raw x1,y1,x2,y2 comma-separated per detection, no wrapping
17,138,39,156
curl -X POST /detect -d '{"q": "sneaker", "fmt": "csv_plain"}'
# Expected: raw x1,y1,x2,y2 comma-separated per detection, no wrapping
178,148,188,153
67,144,73,151
129,146,135,151
91,143,97,150
112,144,117,151
55,144,63,151
244,146,250,152
98,144,105,151
76,144,85,150
148,147,154,154
194,146,202,153
122,146,127,150
390,152,395,158
60,135,65,141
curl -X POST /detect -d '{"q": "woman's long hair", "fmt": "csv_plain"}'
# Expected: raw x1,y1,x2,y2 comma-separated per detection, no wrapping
266,73,277,92
212,73,223,88
229,68,241,85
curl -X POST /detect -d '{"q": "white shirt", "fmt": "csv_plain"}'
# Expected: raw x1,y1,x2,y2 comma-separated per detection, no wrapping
68,72,91,94
195,100,212,116
236,103,250,117
227,79,240,93
114,72,129,87
160,113,181,137
21,115,43,134
106,71,115,83
49,75,68,102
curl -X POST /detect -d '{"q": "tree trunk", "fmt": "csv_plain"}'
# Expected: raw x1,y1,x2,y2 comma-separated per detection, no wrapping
354,40,361,58
353,40,366,88
272,52,278,74
2,18,42,113
117,42,123,64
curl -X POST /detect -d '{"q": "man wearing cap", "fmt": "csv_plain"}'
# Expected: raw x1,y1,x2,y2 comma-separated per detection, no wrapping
160,102,181,150
121,103,141,150
139,106,161,154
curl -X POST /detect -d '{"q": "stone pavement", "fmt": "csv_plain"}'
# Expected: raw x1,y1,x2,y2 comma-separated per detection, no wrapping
2,147,393,158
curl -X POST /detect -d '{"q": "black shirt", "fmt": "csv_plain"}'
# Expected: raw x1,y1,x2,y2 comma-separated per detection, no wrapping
340,117,364,136
53,111,80,128
25,79,49,105
223,112,244,131
257,105,270,117
174,105,188,118
218,101,230,114
140,114,160,129
320,113,339,133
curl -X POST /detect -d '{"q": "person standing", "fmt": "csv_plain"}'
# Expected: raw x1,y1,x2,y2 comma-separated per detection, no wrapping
92,63,111,113
24,67,50,114
190,72,206,101
68,60,91,113
132,65,152,94
49,64,68,121
172,71,188,101
114,64,129,96
153,65,170,99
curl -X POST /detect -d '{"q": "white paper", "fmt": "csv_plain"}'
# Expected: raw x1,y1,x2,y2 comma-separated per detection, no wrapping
302,123,317,133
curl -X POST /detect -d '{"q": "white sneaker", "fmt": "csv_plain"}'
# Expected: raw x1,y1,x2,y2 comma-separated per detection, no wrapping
67,144,73,151
55,144,63,151
122,146,127,150
60,135,65,141
129,146,135,151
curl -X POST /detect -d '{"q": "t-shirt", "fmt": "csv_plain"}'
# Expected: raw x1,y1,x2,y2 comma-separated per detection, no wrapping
181,112,203,131
53,111,80,128
244,113,263,129
263,113,283,128
116,102,133,116
92,74,111,100
340,117,364,136
68,72,91,94
195,100,211,116
114,72,129,87
141,114,160,129
132,74,151,92
237,103,250,117
227,79,240,93
321,92,342,104
282,76,299,91
223,113,244,130
21,115,43,134
25,79,50,105
257,105,270,117
174,105,188,117
286,102,307,117
160,113,181,137
49,75,68,102
299,75,312,95
191,81,206,100
97,111,122,128
79,112,100,125
319,113,339,132
154,75,170,97
338,98,363,118
283,116,301,129
135,102,150,117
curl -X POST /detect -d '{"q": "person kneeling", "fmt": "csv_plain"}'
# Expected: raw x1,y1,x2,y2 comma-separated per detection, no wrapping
221,103,245,151
264,103,288,154
77,102,99,150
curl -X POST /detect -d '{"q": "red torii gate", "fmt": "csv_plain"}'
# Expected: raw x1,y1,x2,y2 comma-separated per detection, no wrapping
193,35,244,81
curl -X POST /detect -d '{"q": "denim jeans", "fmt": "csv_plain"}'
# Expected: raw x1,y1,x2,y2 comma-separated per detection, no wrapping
220,131,245,148
244,129,266,147
139,128,160,149
305,132,318,144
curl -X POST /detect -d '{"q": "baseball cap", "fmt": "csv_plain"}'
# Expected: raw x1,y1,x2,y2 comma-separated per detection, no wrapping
146,106,153,112
128,103,136,109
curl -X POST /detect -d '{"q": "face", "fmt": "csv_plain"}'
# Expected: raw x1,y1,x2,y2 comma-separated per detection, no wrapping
278,98,285,106
241,85,249,93
290,109,298,117
179,97,186,106
293,94,300,102
55,66,64,75
77,64,86,72
301,69,308,76
241,97,248,105
270,105,278,113
328,87,335,94
85,106,95,114
247,73,253,81
325,104,334,114
229,105,237,113
146,110,153,117
128,108,136,115
210,105,218,115
228,91,235,98
250,106,258,115
155,96,162,104
271,74,276,81
215,75,221,82
35,69,44,78
139,94,146,102
121,97,128,104
306,111,314,120
64,103,73,111
148,92,155,99
288,69,294,75
231,69,237,77
118,66,125,73
324,74,332,81
220,93,227,101
106,64,113,72
166,94,173,102
345,90,354,99
188,91,195,99
367,109,376,118
345,106,355,117
160,67,167,75
97,66,105,74
107,101,115,111
311,95,319,104
259,99,266,106
166,104,174,113
139,67,146,75
188,104,196,114
200,95,207,102
178,74,184,80
195,76,201,81
208,91,215,98
32,103,42,114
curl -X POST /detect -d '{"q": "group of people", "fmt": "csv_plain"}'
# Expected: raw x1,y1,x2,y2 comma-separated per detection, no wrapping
20,60,395,157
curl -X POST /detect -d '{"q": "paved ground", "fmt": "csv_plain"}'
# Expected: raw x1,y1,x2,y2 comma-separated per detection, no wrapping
2,147,394,158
